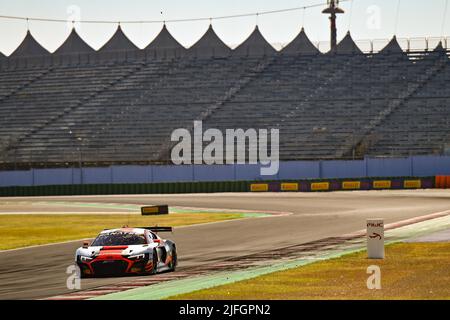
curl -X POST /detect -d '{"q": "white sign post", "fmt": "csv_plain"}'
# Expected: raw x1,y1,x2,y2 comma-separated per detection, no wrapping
367,219,384,259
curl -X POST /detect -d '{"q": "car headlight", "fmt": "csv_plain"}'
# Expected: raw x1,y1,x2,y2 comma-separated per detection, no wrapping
79,255,94,262
128,253,146,260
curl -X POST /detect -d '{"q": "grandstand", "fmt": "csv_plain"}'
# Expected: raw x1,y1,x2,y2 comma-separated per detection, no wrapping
0,24,449,169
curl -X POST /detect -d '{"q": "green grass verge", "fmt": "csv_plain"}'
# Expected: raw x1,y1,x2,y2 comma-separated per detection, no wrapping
0,213,244,250
171,242,450,300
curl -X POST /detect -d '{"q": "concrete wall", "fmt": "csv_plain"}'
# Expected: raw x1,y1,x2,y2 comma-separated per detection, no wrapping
0,155,449,187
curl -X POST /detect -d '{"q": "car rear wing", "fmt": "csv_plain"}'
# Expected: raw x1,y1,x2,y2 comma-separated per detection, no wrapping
138,226,173,233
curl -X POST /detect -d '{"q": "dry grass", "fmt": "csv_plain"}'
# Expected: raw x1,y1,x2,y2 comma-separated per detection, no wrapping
173,242,450,300
0,213,243,250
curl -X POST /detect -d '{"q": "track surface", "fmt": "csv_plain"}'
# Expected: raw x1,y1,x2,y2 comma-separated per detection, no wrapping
1,190,449,300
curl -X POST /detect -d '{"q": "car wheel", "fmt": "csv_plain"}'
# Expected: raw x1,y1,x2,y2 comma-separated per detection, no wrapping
149,249,158,275
169,247,177,272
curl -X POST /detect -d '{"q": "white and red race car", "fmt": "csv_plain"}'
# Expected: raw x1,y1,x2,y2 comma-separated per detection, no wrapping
75,227,177,277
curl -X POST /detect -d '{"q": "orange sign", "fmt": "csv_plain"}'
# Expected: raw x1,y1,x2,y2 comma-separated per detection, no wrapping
250,184,269,192
281,183,299,191
403,180,421,189
373,180,391,189
342,181,361,190
311,182,330,191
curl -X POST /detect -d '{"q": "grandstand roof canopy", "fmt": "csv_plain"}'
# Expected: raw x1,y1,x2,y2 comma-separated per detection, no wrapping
434,41,445,52
379,36,404,54
233,26,276,56
10,31,50,57
54,28,95,55
99,25,138,52
188,25,231,57
335,32,363,55
282,28,319,55
144,24,185,54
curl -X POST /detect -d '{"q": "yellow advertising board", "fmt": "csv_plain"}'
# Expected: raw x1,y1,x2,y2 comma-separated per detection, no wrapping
311,182,330,191
141,205,169,215
250,184,269,192
342,181,361,190
281,183,299,191
403,180,421,189
373,180,391,189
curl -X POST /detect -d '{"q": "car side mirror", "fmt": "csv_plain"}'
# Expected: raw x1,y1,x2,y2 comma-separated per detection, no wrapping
82,241,90,248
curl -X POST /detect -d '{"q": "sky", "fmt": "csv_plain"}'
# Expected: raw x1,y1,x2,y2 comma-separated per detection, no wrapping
0,0,449,55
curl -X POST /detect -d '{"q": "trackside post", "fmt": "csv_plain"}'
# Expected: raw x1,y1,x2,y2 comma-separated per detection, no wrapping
367,219,385,259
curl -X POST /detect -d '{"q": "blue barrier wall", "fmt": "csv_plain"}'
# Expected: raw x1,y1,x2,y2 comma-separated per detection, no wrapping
0,155,449,187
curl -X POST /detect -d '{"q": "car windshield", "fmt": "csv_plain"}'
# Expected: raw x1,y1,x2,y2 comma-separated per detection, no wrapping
91,231,147,246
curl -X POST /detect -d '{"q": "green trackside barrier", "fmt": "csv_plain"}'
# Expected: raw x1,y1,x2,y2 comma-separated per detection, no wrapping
62,185,72,196
97,184,107,195
56,185,64,196
87,184,96,195
119,184,127,194
39,186,50,196
179,182,187,194
50,185,57,196
19,186,28,196
125,184,132,194
131,184,139,194
170,182,178,194
176,182,182,193
139,183,148,194
151,183,159,194
112,184,119,194
137,183,146,194
189,182,197,193
166,183,174,194
209,182,217,193
73,184,82,195
186,182,193,193
205,182,213,193
240,181,249,192
12,186,19,196
148,183,156,194
109,184,117,194
162,183,170,194
58,185,66,195
105,183,113,195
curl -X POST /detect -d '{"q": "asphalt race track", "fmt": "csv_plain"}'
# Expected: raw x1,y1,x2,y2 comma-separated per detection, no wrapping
0,190,449,300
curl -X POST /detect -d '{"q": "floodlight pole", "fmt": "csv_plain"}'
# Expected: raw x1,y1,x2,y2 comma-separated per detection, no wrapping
322,0,345,52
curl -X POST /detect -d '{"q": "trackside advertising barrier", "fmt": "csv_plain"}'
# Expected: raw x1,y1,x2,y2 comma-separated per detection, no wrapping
0,176,436,197
249,176,434,193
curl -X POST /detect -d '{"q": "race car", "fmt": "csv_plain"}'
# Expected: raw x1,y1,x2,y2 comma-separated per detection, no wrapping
75,226,177,277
